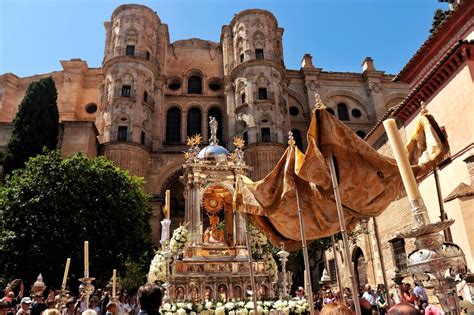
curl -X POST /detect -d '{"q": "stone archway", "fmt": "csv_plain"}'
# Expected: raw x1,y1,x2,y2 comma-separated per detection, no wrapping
353,247,368,289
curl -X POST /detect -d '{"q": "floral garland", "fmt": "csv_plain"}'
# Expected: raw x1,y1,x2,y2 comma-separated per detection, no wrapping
170,225,190,254
263,253,278,282
147,251,166,283
160,298,311,315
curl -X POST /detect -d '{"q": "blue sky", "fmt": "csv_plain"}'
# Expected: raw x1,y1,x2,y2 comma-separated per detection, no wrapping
0,0,448,77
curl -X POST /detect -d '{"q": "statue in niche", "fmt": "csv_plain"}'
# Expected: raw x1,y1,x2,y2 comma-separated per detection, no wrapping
190,285,199,302
176,286,185,301
218,285,227,301
258,285,268,300
204,286,212,301
209,116,218,145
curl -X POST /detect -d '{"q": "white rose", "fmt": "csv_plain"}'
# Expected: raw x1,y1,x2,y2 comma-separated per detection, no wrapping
176,308,186,315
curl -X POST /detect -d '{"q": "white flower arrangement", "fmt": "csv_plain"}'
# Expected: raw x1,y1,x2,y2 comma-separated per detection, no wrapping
159,298,310,314
250,227,268,247
147,250,166,283
170,225,190,254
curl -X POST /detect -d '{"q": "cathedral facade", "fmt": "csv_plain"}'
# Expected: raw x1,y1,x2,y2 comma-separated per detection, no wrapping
0,4,409,244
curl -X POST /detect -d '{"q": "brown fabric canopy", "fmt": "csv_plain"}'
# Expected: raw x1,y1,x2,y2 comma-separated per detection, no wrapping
236,108,446,249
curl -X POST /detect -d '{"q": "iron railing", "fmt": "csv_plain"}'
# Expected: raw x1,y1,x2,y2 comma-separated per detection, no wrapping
254,91,275,101
105,48,159,68
256,132,279,144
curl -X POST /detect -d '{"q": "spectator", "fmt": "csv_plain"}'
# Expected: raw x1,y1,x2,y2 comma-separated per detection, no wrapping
16,298,32,315
413,282,428,311
30,293,46,315
1,280,24,314
42,310,60,315
137,284,162,315
105,303,117,315
320,302,352,315
61,299,75,315
376,284,389,315
361,284,376,311
82,311,97,315
387,303,421,315
295,287,305,299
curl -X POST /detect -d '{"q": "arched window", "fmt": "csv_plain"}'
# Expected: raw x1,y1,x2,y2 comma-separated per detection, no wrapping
188,76,202,94
337,103,350,121
166,107,181,143
292,129,304,151
187,107,202,137
208,107,223,145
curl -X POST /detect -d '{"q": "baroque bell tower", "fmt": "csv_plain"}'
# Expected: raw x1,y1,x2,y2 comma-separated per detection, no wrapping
222,10,288,180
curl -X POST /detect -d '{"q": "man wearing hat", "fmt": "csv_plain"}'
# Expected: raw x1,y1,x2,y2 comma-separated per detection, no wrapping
16,298,32,315
29,293,46,315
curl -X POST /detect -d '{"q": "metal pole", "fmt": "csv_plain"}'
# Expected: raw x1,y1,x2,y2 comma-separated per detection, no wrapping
433,168,452,242
331,235,344,300
373,217,391,307
327,157,362,315
244,216,259,313
295,188,315,315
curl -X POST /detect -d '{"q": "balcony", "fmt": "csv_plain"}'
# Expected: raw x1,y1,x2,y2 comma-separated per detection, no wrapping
113,88,136,100
108,131,153,149
256,132,278,144
254,91,275,102
105,48,159,69
230,50,284,70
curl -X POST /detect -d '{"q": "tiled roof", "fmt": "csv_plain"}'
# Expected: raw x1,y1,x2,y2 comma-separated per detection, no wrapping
444,183,474,202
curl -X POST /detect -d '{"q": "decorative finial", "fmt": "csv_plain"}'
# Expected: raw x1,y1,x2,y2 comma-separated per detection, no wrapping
420,101,428,115
230,136,245,166
288,131,295,146
314,93,327,110
184,134,202,162
209,116,218,145
233,136,245,149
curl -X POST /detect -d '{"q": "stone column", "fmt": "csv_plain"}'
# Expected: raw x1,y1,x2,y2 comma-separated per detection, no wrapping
225,79,236,144
202,110,208,143
181,110,187,144
193,182,202,245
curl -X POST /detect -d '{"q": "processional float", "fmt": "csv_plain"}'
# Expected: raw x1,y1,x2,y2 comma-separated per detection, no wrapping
158,116,278,309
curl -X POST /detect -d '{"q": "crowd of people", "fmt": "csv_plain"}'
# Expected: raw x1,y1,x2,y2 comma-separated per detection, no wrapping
310,281,446,315
1,278,464,315
0,280,161,315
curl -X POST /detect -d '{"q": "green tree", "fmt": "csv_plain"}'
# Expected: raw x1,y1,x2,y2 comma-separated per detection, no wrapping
3,77,59,175
430,9,450,34
0,151,153,290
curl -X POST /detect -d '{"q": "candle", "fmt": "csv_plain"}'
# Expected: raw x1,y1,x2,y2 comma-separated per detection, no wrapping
84,241,89,278
383,119,421,200
61,258,71,291
112,269,116,298
165,190,170,220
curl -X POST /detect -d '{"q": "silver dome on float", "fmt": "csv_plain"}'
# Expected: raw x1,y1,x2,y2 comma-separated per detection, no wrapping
197,144,229,160
197,116,228,161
